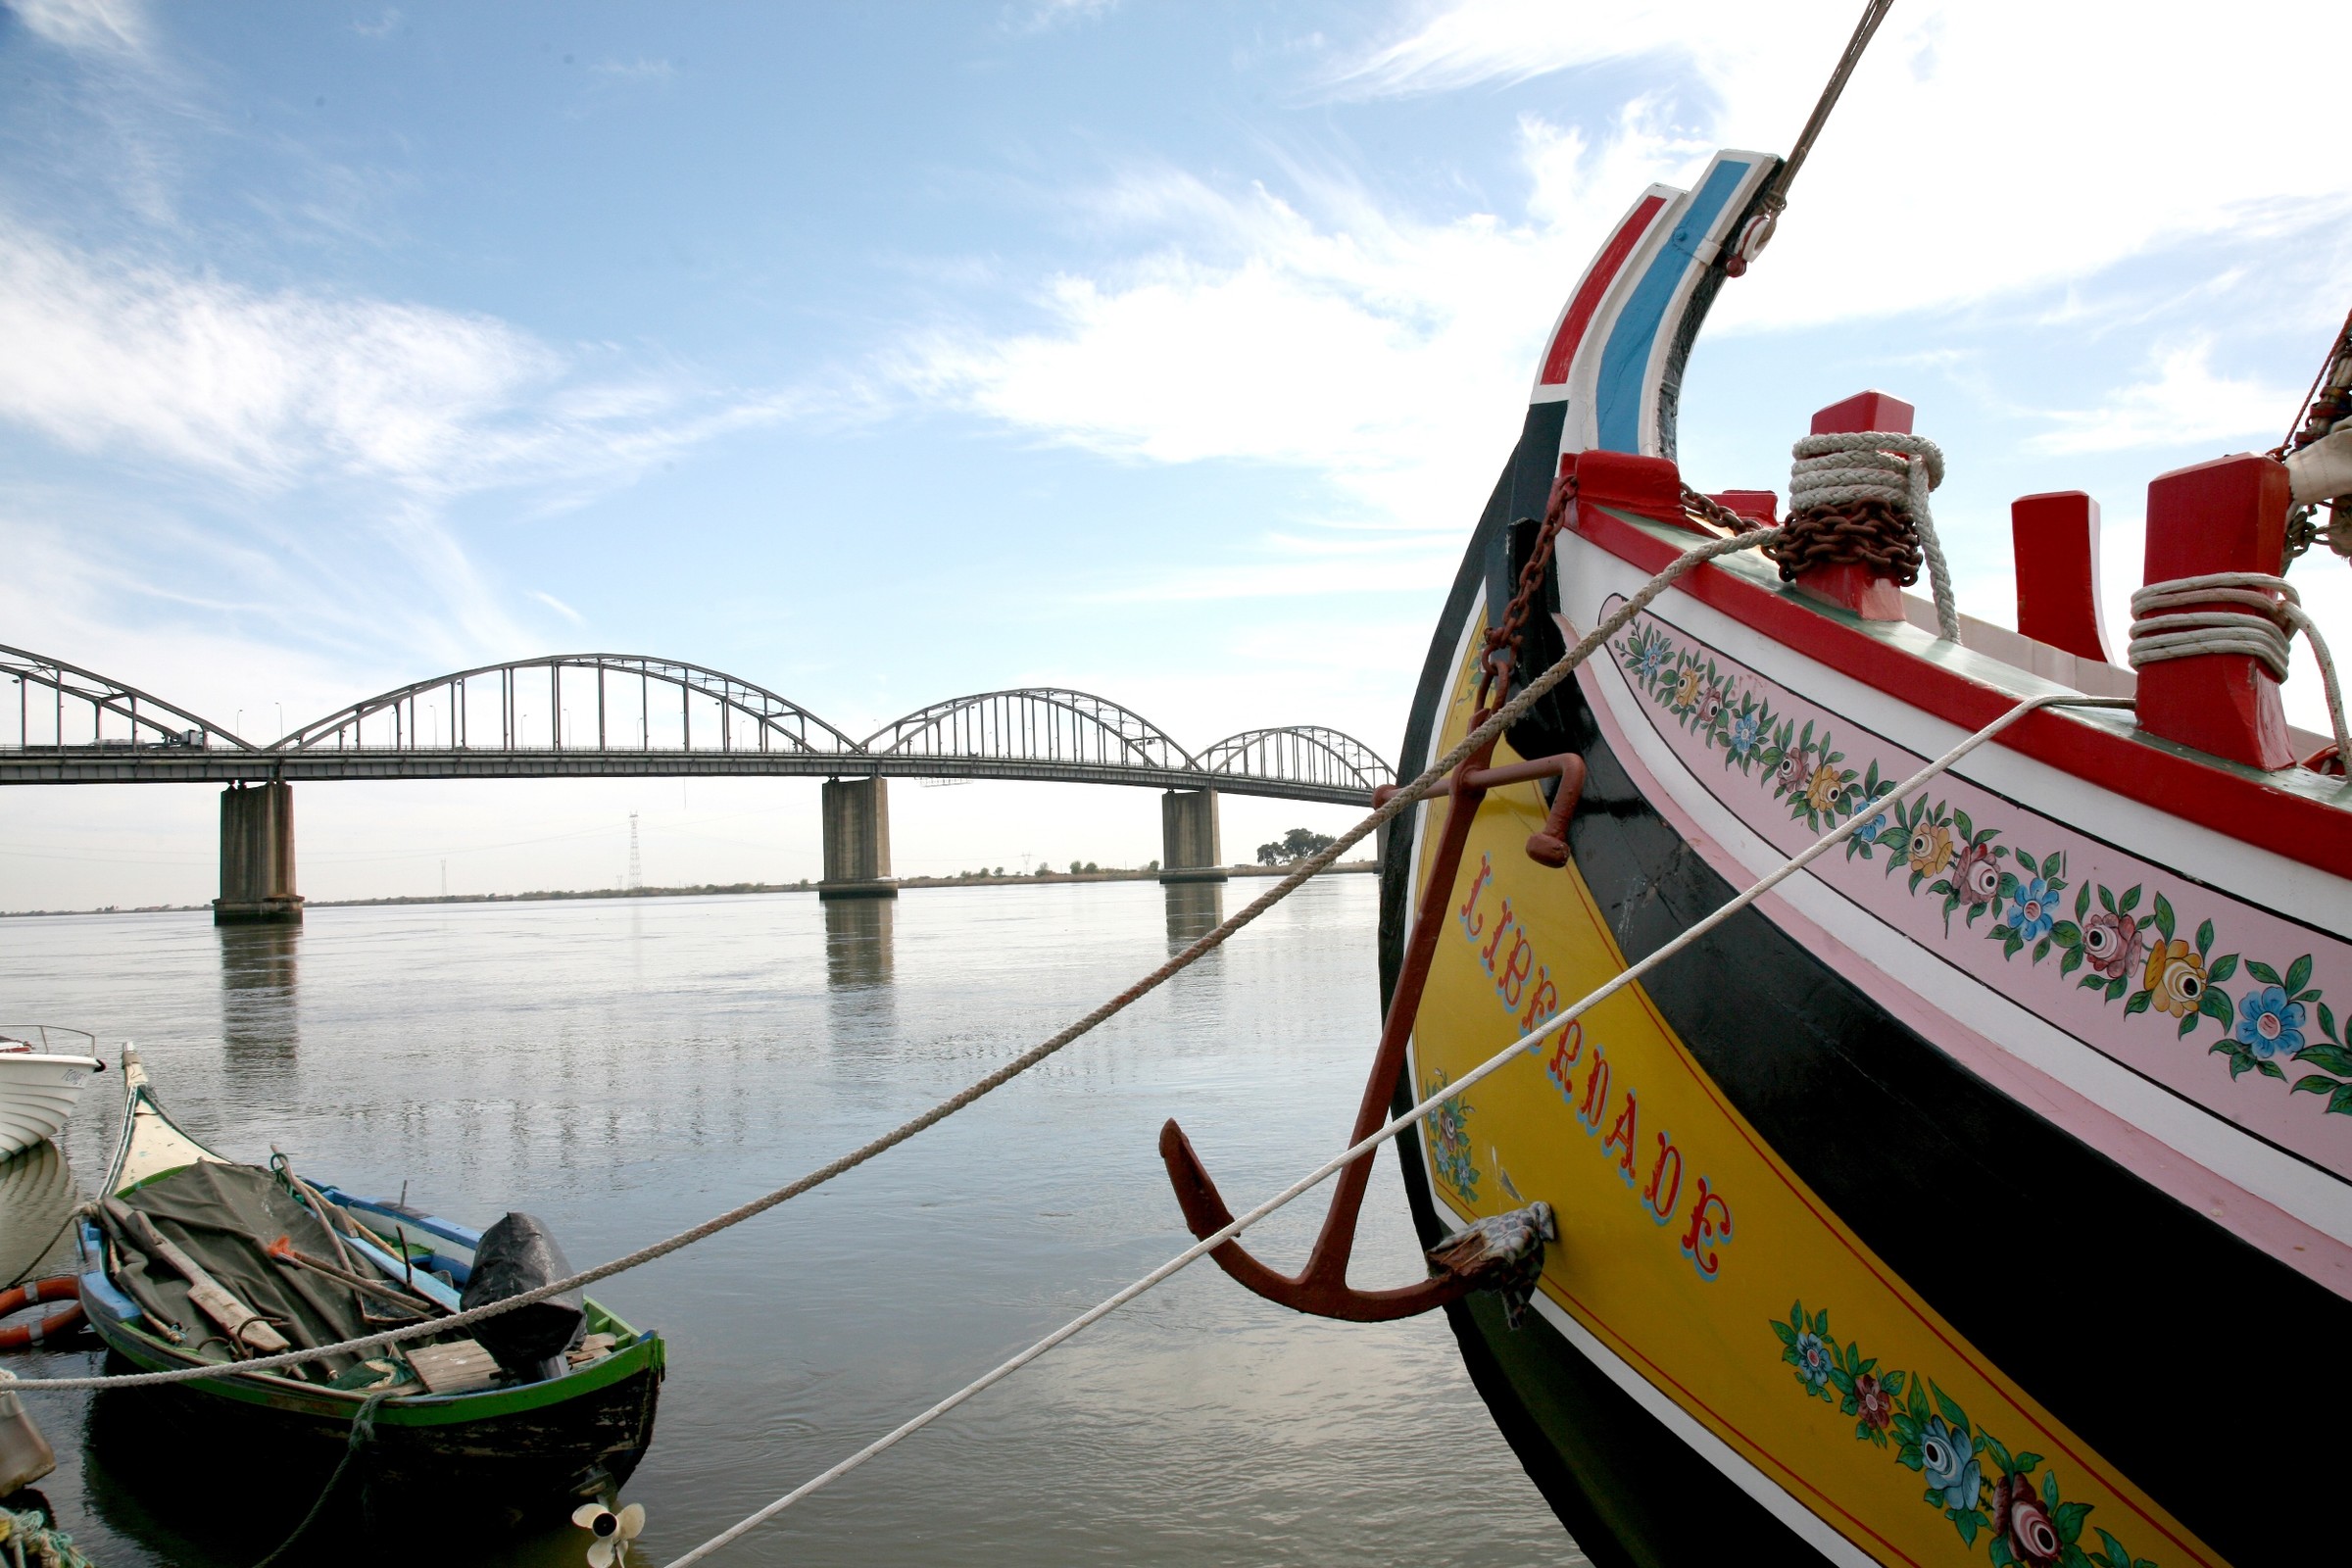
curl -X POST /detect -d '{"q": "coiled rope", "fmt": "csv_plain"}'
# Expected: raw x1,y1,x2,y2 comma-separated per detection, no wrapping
1768,429,1959,641
2130,570,2351,763
660,688,2132,1567
3,515,1784,1394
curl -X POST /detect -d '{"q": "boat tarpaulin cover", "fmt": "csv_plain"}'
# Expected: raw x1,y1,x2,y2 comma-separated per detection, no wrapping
460,1211,585,1375
104,1161,375,1377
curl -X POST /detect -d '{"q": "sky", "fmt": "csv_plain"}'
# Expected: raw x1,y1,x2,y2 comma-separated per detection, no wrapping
3,0,2349,907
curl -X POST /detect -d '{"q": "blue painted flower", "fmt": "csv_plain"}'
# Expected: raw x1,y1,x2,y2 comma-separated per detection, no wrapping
1727,710,1762,760
1918,1415,1983,1512
2006,877,2055,942
2235,985,2308,1060
1636,639,1670,680
1791,1329,1833,1394
1855,809,1889,846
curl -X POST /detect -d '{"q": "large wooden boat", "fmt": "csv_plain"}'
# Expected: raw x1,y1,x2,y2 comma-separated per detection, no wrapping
74,1048,664,1505
1349,139,2352,1568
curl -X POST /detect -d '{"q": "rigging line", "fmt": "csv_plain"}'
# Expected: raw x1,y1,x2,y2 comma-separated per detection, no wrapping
2,525,1782,1394
1760,0,1895,216
2274,303,2352,459
662,688,2135,1567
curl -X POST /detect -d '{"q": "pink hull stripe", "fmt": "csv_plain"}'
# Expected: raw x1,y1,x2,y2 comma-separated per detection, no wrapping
1572,646,2352,1301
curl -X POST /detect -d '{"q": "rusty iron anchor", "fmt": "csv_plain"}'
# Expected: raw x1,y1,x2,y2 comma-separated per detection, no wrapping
1159,719,1585,1321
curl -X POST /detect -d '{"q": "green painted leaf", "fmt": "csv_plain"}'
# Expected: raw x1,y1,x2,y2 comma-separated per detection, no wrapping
2055,1499,2092,1544
2206,953,2238,984
1952,808,1975,842
2152,893,2176,940
2294,1041,2352,1074
2198,987,2233,1024
1932,1381,1970,1434
2287,954,2314,995
2331,1081,2352,1115
2105,976,2127,1002
2060,946,2084,977
2123,990,2151,1016
2014,1451,2042,1472
2033,937,2052,964
1772,1319,1798,1346
2195,918,2214,956
2247,958,2283,986
2097,884,2117,914
1997,870,2021,901
2257,1059,2286,1080
2051,920,2082,947
2118,883,2141,914
2290,1074,2340,1096
2076,883,2092,918
1883,1369,1906,1398
2017,848,2039,876
2321,1002,2339,1044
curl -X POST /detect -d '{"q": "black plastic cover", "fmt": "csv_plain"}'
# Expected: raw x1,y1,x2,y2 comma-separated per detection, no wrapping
459,1211,585,1376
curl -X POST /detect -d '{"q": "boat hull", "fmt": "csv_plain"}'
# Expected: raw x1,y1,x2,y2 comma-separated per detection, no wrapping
77,1295,664,1505
0,1055,100,1160
1383,461,2345,1567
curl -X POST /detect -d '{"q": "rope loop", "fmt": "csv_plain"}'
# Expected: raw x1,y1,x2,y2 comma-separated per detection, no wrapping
2129,570,2351,764
1768,429,1958,639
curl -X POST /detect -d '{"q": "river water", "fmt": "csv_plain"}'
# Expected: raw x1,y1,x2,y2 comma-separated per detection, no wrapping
0,880,1578,1566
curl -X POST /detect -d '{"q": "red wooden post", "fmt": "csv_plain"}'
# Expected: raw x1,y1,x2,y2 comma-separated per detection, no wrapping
1707,489,1778,526
1792,390,1916,621
2011,491,2112,662
2134,454,2294,770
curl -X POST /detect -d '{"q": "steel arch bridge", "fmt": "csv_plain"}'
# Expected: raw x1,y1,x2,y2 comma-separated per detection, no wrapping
1,649,1393,806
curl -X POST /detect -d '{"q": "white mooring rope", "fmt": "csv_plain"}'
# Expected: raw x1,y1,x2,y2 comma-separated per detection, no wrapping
1789,429,1959,641
661,689,2132,1566
3,524,1786,1396
2130,570,2351,763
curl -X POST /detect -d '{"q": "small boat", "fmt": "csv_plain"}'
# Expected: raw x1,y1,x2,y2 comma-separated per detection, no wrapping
75,1048,664,1506
0,1141,78,1290
0,1026,105,1160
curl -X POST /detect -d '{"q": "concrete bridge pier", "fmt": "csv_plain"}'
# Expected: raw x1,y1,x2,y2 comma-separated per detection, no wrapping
1157,788,1225,884
818,777,897,900
215,780,304,924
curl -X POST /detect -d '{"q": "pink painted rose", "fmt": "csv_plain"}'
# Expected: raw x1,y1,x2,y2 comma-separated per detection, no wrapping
1990,1472,2063,1568
1954,842,2000,906
2080,909,2142,981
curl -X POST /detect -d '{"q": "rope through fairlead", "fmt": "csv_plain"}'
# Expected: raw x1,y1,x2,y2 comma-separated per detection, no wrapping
660,688,2133,1567
3,517,1783,1395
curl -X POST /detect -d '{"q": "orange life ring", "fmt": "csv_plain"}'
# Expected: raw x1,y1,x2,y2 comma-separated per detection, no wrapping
0,1275,84,1350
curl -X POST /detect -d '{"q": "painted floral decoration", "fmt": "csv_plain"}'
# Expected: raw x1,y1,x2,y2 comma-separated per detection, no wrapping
1425,1069,1478,1201
1769,1304,2161,1568
1613,616,2352,1120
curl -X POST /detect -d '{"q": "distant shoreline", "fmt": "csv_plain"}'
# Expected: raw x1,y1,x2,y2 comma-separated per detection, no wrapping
0,860,1380,919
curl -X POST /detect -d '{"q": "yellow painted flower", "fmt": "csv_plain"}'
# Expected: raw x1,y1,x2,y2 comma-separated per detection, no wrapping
2142,939,2207,1017
1907,823,1954,877
1672,667,1704,709
1804,764,1844,814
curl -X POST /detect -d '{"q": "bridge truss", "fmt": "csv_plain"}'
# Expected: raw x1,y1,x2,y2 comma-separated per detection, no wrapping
1,652,1393,805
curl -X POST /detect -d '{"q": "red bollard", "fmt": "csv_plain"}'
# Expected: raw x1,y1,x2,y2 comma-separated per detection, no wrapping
2134,454,2295,770
1792,390,1916,621
2011,491,2112,663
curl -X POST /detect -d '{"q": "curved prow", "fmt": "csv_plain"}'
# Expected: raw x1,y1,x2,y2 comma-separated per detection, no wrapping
1500,151,1781,533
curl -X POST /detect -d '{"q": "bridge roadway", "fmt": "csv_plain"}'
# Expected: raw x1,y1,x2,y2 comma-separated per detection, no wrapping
0,744,1372,805
3,646,1397,914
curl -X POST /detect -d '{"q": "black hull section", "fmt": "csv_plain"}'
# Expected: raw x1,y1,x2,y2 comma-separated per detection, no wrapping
1383,419,2344,1566
91,1352,661,1520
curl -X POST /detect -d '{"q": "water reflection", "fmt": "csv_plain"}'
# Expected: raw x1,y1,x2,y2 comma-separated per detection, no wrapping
0,1141,76,1285
823,898,894,989
1162,880,1224,949
218,923,300,1059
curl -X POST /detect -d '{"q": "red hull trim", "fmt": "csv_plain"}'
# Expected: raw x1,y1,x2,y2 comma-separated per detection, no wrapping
1572,505,2352,878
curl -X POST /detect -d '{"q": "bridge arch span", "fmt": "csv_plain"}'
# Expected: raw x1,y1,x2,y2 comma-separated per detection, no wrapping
276,654,859,756
2,642,258,754
1195,725,1395,794
863,688,1195,773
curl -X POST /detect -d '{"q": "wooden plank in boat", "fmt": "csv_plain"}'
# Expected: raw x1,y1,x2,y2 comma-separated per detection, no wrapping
406,1339,500,1395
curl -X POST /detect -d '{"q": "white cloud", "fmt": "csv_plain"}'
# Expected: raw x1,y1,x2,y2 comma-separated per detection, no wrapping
2031,339,2297,455
529,589,587,625
7,0,148,58
0,226,783,496
1326,1,2352,330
